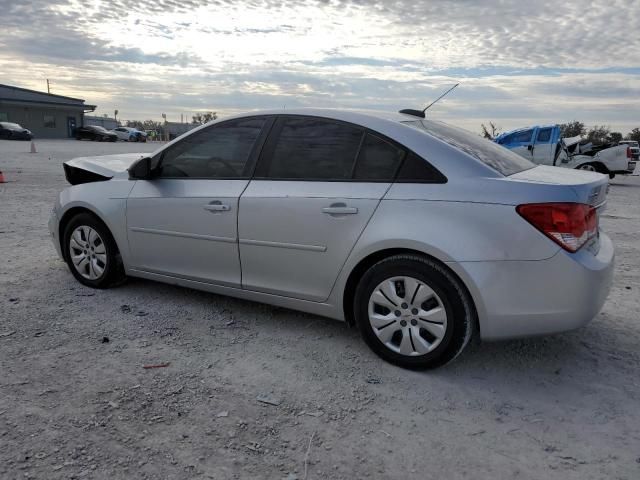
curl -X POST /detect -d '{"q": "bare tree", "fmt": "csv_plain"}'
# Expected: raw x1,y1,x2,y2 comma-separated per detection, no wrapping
126,120,163,131
192,112,218,125
480,122,501,140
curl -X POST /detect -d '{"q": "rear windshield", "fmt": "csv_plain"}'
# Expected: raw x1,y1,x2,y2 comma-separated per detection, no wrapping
404,120,535,176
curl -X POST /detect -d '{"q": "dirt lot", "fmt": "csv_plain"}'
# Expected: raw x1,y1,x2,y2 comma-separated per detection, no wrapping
1,139,639,480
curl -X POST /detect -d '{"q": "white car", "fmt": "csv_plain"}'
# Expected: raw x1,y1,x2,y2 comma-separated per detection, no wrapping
111,127,147,142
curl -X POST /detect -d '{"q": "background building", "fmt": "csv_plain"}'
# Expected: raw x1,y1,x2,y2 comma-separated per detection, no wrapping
0,84,96,138
84,115,118,130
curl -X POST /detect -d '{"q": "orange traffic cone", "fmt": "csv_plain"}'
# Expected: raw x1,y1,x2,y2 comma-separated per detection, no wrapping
30,141,37,153
0,171,6,183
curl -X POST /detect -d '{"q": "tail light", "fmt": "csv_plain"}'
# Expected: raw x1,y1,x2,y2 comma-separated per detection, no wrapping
627,146,632,159
516,203,598,253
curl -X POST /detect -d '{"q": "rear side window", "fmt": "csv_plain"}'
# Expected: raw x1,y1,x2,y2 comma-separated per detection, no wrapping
353,134,405,180
536,128,552,143
262,117,363,180
405,120,534,176
158,117,266,179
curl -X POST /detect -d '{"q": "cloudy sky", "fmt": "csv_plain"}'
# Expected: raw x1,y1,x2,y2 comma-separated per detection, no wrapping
1,0,638,134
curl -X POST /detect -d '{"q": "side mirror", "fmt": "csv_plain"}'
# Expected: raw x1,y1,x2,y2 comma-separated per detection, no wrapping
128,156,152,180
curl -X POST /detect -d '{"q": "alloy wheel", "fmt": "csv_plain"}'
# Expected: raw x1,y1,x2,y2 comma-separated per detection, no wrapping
368,276,448,356
69,226,107,280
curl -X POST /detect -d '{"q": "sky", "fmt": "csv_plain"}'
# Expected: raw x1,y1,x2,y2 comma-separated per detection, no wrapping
0,0,638,134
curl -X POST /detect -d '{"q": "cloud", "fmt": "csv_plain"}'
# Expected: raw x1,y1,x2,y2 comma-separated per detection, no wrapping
0,0,638,133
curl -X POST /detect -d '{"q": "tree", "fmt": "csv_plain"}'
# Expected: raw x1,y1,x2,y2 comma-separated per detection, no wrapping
626,128,640,142
480,122,501,140
126,119,163,131
586,125,611,145
559,121,586,138
607,132,623,144
192,111,217,125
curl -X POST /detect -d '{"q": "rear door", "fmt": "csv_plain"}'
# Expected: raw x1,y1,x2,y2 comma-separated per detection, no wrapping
126,116,270,286
238,116,404,302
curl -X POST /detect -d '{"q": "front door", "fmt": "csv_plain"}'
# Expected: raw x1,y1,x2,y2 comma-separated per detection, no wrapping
532,127,555,165
67,116,77,138
239,116,404,302
126,116,268,286
508,128,535,160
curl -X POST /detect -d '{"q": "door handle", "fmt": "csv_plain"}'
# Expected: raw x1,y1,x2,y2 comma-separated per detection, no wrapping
203,201,230,212
322,203,358,215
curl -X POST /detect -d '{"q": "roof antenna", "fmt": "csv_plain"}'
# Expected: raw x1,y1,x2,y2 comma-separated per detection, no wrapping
400,83,459,118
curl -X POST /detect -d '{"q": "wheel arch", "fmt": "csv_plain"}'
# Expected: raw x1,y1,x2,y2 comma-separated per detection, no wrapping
341,248,480,337
58,206,121,261
577,161,609,174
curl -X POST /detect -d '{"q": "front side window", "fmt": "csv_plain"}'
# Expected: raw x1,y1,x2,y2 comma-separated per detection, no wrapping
157,117,266,179
262,117,363,180
44,115,56,128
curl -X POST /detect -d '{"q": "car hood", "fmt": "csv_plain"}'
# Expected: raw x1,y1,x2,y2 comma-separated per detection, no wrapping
64,153,147,180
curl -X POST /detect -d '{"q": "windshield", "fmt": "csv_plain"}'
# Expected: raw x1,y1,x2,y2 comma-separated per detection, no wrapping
1,122,22,129
404,120,535,176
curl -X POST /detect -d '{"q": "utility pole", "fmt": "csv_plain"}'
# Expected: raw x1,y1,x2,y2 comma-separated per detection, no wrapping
46,79,50,94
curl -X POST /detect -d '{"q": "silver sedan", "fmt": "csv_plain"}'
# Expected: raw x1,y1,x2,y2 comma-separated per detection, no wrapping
49,109,614,369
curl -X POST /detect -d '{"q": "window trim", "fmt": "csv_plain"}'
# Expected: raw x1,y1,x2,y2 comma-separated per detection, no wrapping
151,115,275,181
253,114,446,184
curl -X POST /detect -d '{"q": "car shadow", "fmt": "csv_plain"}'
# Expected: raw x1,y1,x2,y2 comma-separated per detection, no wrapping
118,277,630,385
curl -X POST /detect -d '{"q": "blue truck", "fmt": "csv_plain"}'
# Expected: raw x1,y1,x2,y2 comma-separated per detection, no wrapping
495,124,636,178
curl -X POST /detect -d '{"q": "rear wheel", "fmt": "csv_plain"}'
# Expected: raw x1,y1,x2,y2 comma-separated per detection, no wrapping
354,255,474,369
63,213,126,288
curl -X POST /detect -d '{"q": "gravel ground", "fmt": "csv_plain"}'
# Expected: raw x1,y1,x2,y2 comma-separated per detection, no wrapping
1,139,639,480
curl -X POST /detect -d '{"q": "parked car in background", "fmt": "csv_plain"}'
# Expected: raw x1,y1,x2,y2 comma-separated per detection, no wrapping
74,126,118,142
50,109,614,369
111,127,147,142
495,125,635,178
0,121,33,140
619,140,639,161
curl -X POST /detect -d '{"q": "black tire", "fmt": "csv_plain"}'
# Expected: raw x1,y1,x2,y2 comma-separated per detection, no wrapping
354,254,474,369
63,213,126,289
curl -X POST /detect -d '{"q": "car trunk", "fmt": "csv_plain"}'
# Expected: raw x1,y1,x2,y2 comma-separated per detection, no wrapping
509,165,608,207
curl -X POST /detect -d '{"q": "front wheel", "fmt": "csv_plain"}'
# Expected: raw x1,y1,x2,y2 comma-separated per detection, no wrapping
354,255,474,369
63,213,126,288
578,163,597,172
